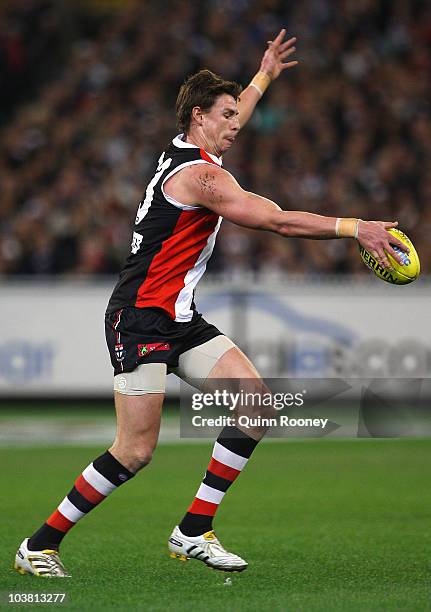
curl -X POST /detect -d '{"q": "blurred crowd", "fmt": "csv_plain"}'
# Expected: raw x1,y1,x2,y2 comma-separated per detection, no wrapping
1,0,430,277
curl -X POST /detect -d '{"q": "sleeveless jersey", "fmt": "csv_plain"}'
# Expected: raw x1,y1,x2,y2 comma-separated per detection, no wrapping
107,135,223,322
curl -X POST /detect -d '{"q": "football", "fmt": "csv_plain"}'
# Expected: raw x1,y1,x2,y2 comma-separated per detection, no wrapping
358,228,420,285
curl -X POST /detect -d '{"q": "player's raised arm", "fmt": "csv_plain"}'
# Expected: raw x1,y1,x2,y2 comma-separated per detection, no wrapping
237,28,298,129
185,164,409,269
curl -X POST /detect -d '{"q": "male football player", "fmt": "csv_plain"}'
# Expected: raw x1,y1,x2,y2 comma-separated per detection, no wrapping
15,29,407,576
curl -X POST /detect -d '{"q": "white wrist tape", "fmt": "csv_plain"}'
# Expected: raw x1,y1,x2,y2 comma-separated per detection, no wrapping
335,218,360,239
250,71,271,97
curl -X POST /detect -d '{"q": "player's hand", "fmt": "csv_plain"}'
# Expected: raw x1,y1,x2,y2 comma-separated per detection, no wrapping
357,221,409,269
259,28,298,80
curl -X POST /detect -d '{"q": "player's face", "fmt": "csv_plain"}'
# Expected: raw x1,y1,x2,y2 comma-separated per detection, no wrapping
201,94,240,156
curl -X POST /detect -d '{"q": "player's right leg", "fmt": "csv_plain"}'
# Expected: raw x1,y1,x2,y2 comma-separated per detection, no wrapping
169,337,270,572
14,364,166,578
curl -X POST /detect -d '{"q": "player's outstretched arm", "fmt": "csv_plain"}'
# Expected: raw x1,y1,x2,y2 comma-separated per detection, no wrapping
237,28,298,129
186,164,408,269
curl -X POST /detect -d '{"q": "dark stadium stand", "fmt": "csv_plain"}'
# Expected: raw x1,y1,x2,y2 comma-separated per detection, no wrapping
1,0,430,277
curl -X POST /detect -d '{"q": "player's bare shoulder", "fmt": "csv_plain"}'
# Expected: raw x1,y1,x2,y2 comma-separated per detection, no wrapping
192,165,226,206
164,164,240,208
165,163,241,211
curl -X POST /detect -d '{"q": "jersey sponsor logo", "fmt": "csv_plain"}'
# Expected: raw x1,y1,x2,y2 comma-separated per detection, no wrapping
138,342,171,357
115,343,125,361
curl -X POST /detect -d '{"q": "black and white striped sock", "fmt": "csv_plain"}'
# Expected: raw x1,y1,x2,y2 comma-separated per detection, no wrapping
179,426,259,536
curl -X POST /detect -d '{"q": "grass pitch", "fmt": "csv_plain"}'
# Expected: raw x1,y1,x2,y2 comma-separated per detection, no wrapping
0,439,430,611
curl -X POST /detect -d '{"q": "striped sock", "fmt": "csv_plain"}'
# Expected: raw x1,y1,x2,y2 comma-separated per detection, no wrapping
27,451,134,551
179,426,259,536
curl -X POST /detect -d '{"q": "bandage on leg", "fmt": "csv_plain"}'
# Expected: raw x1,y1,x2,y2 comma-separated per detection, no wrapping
114,363,167,395
172,336,236,385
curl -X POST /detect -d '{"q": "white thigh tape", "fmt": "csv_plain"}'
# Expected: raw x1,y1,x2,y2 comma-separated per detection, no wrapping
114,363,167,395
176,335,236,382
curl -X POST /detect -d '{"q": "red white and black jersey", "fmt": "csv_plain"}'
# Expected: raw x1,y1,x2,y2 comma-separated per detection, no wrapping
107,135,223,322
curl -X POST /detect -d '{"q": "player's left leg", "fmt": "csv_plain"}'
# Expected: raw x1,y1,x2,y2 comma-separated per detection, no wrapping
169,338,270,571
15,363,166,577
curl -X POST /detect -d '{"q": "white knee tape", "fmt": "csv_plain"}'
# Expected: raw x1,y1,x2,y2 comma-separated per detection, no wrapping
114,363,167,395
175,335,236,382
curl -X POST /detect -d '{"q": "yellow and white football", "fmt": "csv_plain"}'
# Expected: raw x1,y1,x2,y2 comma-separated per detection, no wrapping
358,228,420,285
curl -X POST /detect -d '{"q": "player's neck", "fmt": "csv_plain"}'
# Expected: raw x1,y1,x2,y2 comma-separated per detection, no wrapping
184,131,221,158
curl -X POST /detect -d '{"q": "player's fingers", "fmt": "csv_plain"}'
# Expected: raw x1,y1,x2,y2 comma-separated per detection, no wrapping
375,250,391,269
279,37,297,51
280,61,298,70
381,255,391,269
390,236,409,252
273,28,286,45
383,221,398,229
370,249,381,265
279,47,296,60
385,231,409,252
387,245,404,266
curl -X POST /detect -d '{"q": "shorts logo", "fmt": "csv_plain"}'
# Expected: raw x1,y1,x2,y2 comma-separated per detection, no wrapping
117,376,127,390
138,343,170,357
115,344,125,361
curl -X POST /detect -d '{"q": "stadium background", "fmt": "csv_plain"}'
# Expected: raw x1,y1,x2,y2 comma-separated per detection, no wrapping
0,1,430,610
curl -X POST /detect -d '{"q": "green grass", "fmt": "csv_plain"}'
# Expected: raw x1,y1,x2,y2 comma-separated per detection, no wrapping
1,440,430,611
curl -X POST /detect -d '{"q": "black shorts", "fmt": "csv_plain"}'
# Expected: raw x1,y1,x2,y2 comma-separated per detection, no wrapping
105,307,222,376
